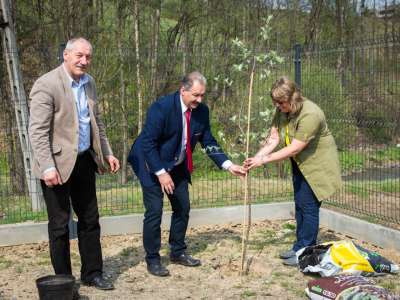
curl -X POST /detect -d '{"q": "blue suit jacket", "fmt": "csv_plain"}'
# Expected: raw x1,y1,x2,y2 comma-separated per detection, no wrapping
128,91,229,187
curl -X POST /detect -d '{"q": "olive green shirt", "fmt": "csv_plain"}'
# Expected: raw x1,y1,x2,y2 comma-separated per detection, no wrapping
272,99,342,200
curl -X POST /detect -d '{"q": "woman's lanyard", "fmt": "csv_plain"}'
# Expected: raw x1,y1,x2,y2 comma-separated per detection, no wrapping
285,124,290,146
285,124,299,165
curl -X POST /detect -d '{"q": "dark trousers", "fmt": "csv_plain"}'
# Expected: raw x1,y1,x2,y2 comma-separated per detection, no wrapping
41,151,102,281
291,159,321,252
142,163,190,265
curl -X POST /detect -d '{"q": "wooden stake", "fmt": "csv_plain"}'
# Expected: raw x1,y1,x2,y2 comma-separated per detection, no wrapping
240,59,256,275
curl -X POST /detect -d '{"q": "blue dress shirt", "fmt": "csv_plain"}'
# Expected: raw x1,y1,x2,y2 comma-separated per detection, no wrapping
63,65,91,153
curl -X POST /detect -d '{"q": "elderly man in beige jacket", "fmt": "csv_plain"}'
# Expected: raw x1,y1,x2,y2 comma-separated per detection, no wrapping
29,37,119,291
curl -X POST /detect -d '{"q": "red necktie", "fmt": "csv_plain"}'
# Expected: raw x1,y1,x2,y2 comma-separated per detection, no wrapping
185,109,193,173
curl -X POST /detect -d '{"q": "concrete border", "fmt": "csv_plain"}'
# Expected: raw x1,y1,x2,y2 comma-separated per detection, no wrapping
320,208,400,250
1,203,399,251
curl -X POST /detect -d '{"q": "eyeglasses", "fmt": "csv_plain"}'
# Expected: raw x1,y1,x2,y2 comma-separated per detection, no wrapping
273,99,286,106
191,93,205,98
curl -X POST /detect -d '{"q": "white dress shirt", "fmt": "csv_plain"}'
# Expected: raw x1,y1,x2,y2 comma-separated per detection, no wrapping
155,96,232,175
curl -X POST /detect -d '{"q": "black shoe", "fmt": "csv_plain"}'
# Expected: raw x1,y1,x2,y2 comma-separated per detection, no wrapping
170,253,201,267
82,275,114,290
73,282,80,299
147,262,170,277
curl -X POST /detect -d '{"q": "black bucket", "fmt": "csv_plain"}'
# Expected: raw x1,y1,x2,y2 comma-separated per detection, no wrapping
36,274,75,300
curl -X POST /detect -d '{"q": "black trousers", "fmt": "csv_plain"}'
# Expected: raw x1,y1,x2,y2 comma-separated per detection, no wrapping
41,151,102,281
142,163,190,265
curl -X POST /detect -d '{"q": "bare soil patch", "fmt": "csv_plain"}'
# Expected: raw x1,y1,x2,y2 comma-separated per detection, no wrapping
0,220,399,300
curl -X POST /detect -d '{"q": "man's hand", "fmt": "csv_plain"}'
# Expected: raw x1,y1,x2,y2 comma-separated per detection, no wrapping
43,169,63,187
243,156,264,171
106,155,120,173
157,173,175,194
228,164,247,177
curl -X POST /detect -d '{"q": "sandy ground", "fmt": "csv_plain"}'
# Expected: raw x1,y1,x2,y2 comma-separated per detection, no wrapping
0,220,399,300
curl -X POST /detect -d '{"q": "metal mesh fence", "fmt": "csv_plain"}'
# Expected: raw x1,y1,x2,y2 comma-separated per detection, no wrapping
0,36,399,228
301,37,400,226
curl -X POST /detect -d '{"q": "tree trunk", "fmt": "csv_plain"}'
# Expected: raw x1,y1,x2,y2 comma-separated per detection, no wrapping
305,0,324,50
335,0,345,87
150,1,161,99
133,0,143,134
117,1,128,184
288,0,299,47
35,0,51,74
335,0,343,46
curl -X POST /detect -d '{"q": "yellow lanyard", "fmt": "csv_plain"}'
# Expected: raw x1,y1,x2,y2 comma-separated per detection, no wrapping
285,124,299,164
285,124,290,146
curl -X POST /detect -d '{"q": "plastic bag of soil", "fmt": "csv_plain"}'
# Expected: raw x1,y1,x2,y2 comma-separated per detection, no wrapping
298,241,399,277
305,275,400,300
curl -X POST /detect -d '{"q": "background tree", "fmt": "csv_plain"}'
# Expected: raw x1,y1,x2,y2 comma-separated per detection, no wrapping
2,0,398,195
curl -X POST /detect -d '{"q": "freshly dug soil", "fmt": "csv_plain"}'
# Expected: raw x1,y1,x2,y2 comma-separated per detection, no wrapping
0,220,399,299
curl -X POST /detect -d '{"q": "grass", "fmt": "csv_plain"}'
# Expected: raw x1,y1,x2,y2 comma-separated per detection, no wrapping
0,175,293,225
345,184,370,199
0,152,399,227
339,150,365,172
241,290,257,298
120,247,136,257
37,258,51,266
282,223,296,230
367,179,399,194
35,251,51,266
370,147,400,162
0,256,12,270
339,145,400,173
342,179,400,199
14,265,23,273
378,278,399,292
249,227,294,251
271,271,286,279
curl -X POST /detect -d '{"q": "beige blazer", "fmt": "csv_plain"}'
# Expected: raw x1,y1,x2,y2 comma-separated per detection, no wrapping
28,65,113,182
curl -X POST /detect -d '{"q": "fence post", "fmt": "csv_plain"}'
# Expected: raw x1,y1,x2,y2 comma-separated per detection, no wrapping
0,0,45,211
294,43,302,87
58,43,77,239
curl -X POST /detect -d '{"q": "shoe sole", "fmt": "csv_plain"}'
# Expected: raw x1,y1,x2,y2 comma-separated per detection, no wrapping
279,250,296,259
282,260,298,267
170,261,201,267
147,270,170,277
279,254,296,259
82,282,115,290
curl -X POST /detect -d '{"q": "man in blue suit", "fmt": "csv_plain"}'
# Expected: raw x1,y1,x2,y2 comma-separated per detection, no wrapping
128,71,246,276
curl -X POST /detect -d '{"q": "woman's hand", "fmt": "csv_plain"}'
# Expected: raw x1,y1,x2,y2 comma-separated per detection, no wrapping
243,156,264,171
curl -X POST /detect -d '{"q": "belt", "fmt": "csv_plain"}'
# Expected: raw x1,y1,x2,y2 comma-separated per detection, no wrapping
78,149,89,156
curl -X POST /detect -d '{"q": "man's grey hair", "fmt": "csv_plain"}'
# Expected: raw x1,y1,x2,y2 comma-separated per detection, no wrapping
181,71,207,90
65,37,93,52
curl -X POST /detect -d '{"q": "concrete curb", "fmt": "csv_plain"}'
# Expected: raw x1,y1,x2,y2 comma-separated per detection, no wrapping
99,202,295,237
320,208,400,250
1,203,399,251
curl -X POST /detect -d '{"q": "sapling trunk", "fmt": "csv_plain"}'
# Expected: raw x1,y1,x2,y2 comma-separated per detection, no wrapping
240,59,256,275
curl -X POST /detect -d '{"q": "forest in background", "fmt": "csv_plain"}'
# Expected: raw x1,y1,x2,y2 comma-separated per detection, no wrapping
1,0,399,193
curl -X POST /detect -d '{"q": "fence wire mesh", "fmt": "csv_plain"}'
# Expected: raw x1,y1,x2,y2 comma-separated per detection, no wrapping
302,37,400,226
0,36,399,228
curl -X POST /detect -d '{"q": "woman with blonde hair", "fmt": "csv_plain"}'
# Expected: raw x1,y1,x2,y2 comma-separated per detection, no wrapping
244,76,342,266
